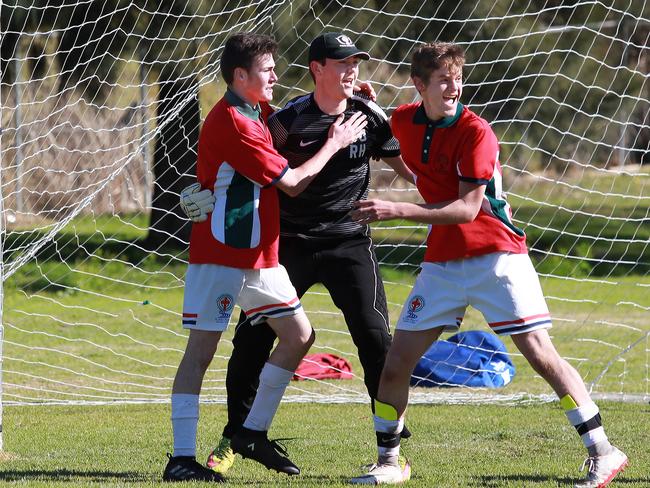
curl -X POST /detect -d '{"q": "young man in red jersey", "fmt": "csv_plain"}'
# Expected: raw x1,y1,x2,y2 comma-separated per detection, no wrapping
162,32,366,482
349,42,627,487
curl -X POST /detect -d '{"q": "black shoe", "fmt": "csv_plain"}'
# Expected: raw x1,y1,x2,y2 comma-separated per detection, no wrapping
162,453,225,482
401,424,412,439
231,427,300,475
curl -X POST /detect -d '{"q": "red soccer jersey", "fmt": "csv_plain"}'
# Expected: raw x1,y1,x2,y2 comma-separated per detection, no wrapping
189,89,288,268
391,102,527,263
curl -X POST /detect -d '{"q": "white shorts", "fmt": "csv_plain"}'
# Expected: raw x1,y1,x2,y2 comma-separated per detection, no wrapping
182,264,302,331
396,252,551,336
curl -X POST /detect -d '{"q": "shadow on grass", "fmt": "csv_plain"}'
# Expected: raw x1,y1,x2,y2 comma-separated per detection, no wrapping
479,474,646,486
0,469,149,482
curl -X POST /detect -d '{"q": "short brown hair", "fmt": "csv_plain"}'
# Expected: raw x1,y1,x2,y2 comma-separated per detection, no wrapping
308,58,326,82
220,32,278,85
410,42,465,84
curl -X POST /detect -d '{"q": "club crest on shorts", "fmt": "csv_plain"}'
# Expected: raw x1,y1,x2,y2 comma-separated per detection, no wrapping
216,294,234,321
404,295,425,322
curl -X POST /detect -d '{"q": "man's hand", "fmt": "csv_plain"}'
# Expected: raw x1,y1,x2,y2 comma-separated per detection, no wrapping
353,80,376,101
350,199,398,223
179,182,215,222
328,111,368,151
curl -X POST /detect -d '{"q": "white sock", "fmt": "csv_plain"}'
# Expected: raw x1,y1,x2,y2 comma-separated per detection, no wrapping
564,401,610,454
171,393,199,457
243,362,293,432
374,415,404,465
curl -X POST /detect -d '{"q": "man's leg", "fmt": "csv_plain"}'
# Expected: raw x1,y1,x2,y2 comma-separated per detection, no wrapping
206,314,276,474
209,238,317,473
230,310,315,475
222,314,276,439
320,238,392,403
477,253,626,486
375,328,443,425
350,328,442,485
320,239,412,438
222,238,315,439
164,330,225,482
511,329,628,486
242,310,315,430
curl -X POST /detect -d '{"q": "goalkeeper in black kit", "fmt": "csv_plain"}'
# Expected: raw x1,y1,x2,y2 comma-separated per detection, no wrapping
180,32,415,474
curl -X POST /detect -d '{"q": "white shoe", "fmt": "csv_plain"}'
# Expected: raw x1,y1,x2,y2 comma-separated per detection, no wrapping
350,461,411,485
574,447,628,488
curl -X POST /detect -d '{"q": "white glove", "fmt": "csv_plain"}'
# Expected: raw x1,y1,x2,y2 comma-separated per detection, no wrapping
179,182,215,222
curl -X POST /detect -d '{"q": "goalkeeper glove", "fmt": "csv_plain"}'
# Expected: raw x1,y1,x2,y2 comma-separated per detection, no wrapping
180,182,215,222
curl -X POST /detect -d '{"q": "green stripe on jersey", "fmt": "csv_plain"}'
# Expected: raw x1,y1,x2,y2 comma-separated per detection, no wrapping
485,177,525,236
224,172,256,248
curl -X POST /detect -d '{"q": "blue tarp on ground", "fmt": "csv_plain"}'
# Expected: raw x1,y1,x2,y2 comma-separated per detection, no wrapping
410,330,515,388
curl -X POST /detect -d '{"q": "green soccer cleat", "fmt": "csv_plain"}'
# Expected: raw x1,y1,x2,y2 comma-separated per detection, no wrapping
207,436,236,474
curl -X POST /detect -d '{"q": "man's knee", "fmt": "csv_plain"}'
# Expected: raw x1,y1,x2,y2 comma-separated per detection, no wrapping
290,327,315,351
270,312,314,349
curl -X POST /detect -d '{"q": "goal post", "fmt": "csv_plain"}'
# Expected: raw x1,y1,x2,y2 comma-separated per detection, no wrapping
0,1,648,414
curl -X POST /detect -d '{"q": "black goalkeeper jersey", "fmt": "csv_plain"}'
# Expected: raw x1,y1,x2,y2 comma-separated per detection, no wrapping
268,93,401,239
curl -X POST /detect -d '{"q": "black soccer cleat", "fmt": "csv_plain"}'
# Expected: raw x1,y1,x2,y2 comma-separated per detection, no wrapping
231,427,300,475
162,453,226,482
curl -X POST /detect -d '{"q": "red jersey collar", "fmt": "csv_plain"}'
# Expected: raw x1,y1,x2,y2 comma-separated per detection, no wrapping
225,87,262,121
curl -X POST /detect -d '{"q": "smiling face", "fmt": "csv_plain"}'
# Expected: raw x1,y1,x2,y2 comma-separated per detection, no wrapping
236,52,278,105
414,64,463,121
312,55,361,101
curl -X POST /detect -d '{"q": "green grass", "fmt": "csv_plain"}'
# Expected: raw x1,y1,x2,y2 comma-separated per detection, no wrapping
3,261,649,405
1,402,648,487
2,168,648,486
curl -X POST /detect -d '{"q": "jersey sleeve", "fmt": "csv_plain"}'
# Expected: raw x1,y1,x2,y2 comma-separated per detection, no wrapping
353,95,401,158
228,111,289,187
390,104,407,145
373,123,400,158
457,121,499,185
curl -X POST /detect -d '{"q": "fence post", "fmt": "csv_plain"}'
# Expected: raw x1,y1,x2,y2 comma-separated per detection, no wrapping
13,38,25,214
617,17,630,167
140,50,152,210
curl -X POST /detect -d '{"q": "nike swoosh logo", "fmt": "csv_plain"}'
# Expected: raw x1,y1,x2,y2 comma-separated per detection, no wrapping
299,139,318,147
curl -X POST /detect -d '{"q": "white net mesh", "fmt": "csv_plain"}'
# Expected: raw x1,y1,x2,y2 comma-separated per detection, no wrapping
1,1,648,406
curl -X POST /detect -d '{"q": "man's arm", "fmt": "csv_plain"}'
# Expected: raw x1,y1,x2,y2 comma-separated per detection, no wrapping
275,111,367,197
381,156,415,185
179,112,367,221
350,181,485,225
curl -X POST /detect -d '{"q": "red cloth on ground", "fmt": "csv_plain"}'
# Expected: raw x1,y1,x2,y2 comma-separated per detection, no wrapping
292,353,353,381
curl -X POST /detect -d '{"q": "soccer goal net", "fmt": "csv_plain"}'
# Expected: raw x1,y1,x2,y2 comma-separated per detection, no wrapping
1,1,648,409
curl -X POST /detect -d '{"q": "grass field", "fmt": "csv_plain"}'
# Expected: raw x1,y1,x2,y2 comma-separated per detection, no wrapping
2,165,649,485
3,259,649,404
1,401,649,487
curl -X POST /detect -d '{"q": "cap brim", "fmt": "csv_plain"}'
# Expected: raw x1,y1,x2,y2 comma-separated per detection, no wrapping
329,47,370,60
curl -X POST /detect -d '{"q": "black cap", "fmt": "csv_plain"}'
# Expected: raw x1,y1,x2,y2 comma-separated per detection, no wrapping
308,32,370,62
